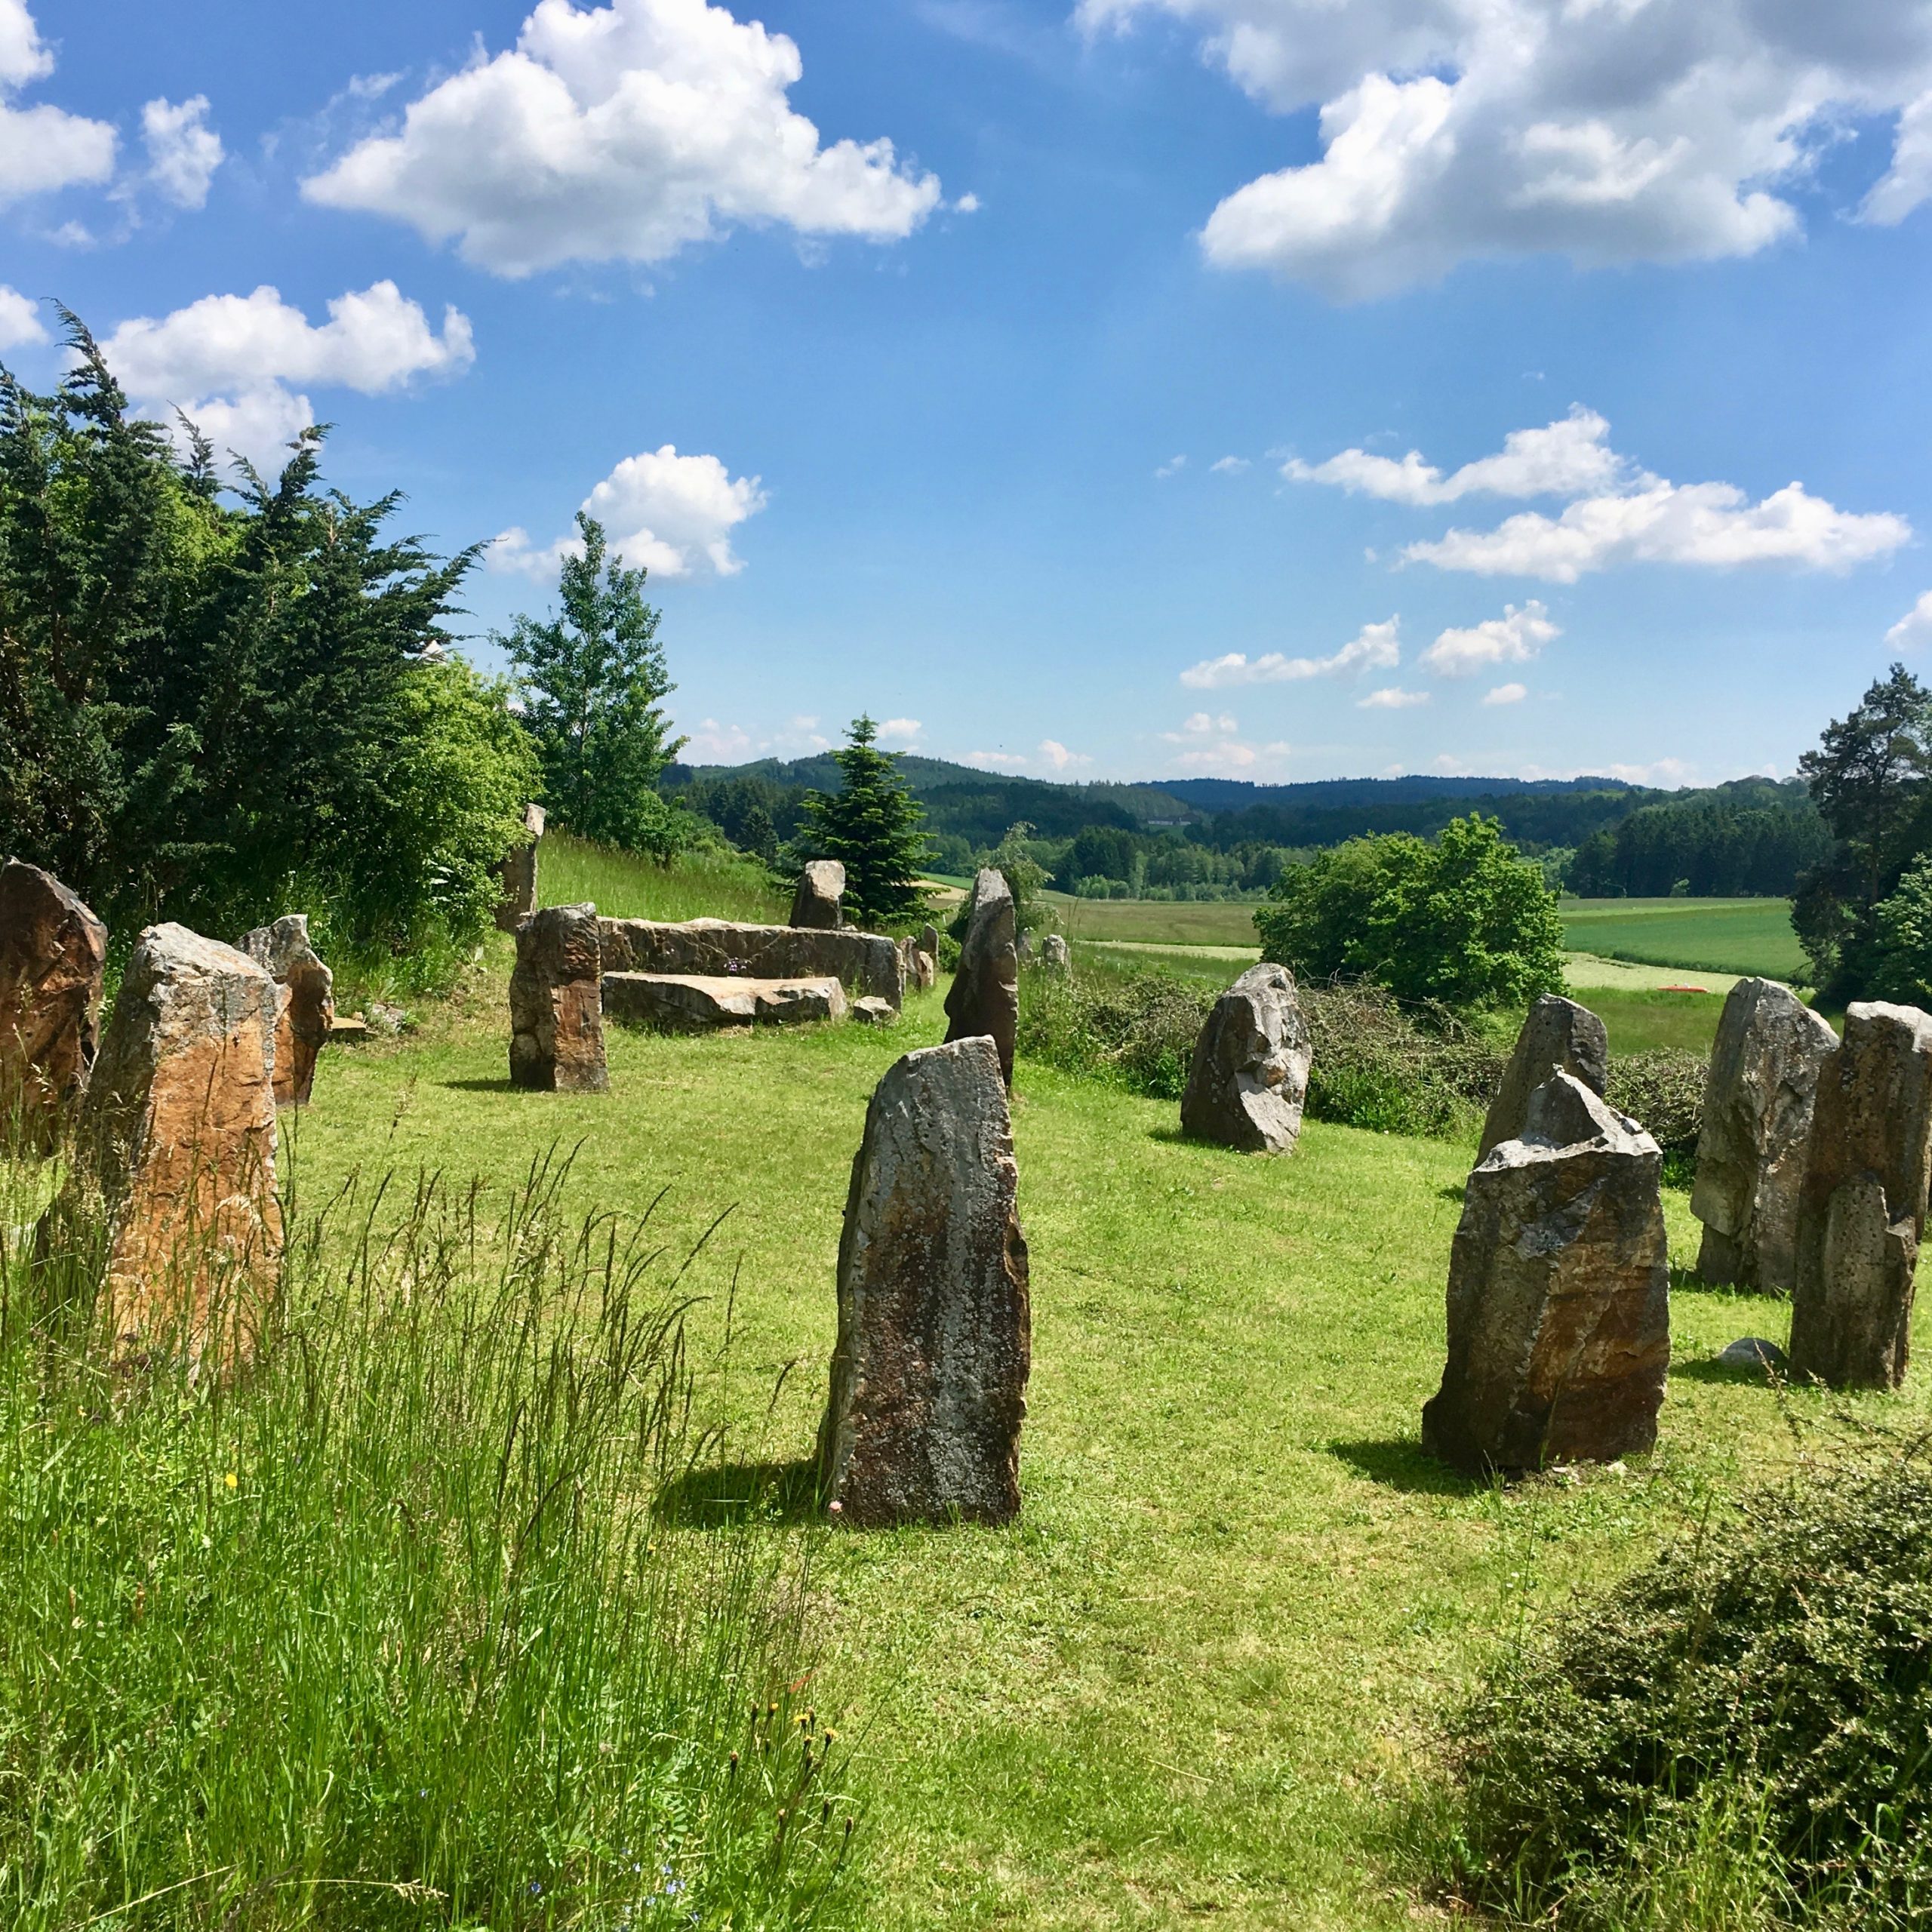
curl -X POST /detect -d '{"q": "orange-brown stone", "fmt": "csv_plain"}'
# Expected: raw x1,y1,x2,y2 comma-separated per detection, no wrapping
238,915,335,1107
0,859,107,1147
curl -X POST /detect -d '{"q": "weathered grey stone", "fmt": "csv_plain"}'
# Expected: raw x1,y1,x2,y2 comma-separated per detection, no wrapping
919,924,940,961
789,860,845,930
943,869,1019,1087
1423,1072,1670,1476
493,803,546,934
1041,934,1072,974
598,918,903,1008
0,859,106,1144
852,995,896,1026
601,972,846,1032
1789,1002,1932,1390
1180,962,1312,1155
1479,994,1611,1158
509,903,608,1093
1717,1336,1788,1371
238,914,334,1108
56,924,281,1358
817,1037,1030,1527
1691,979,1837,1293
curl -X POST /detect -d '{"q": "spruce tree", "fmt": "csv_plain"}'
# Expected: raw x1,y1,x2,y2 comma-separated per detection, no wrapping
794,716,930,930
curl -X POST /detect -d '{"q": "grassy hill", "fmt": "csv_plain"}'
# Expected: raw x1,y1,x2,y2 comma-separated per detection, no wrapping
1561,897,1807,981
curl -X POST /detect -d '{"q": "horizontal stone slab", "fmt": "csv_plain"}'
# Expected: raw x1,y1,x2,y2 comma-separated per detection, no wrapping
602,972,849,1032
598,918,902,1008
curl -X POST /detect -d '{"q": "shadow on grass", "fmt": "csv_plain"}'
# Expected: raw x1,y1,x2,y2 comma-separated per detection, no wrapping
441,1077,515,1093
1330,1437,1482,1497
1672,1356,1787,1388
1435,1183,1468,1204
656,1457,823,1527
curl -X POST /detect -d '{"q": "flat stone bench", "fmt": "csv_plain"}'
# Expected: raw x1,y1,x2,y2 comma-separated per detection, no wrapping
598,917,903,1009
603,972,849,1032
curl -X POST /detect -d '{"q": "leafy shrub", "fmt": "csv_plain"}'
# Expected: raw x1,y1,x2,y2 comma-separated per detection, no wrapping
1606,1049,1706,1186
1017,964,1211,1100
1445,1440,1932,1929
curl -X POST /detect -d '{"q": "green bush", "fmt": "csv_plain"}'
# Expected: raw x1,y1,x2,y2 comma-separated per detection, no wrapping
1605,1050,1707,1184
1017,964,1210,1100
1444,1441,1932,1930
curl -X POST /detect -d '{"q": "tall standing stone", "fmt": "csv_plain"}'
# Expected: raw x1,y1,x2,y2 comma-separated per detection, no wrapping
1041,934,1072,975
1180,962,1312,1155
1789,1002,1932,1390
1479,993,1610,1158
238,915,335,1108
1691,978,1838,1293
1423,1072,1670,1476
509,903,608,1094
817,1037,1031,1527
0,860,107,1145
943,869,1019,1088
790,860,845,930
919,923,940,962
57,924,281,1358
494,803,547,934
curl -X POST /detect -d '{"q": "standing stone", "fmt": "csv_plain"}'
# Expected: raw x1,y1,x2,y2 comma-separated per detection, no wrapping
790,860,845,930
1180,962,1312,1155
0,860,107,1145
509,903,608,1094
1478,994,1611,1158
1423,1072,1670,1476
57,924,281,1358
1017,929,1035,964
237,915,335,1109
943,869,1020,1088
493,803,547,934
1041,934,1072,974
909,948,937,993
1789,1002,1932,1391
1691,978,1838,1293
817,1037,1030,1527
919,923,940,961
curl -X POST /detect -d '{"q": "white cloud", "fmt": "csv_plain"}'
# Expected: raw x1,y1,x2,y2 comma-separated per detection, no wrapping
1210,454,1250,474
684,718,756,761
302,0,942,276
954,190,982,213
1287,406,1623,505
173,386,318,472
141,96,223,209
0,282,44,348
1482,681,1528,706
964,738,1094,774
964,749,1029,771
1078,0,1932,297
491,442,768,581
875,717,923,748
1155,454,1187,478
1180,615,1398,688
1884,592,1932,651
1038,738,1091,770
0,0,116,204
1420,601,1560,677
1357,685,1429,709
1160,709,1264,771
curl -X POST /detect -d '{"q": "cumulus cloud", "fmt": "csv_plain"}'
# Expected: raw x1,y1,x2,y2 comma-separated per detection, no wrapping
875,717,923,748
302,0,942,276
1358,685,1429,709
965,738,1094,774
492,443,768,582
1482,681,1528,706
1292,406,1912,581
1885,592,1932,651
1421,601,1559,677
1158,709,1284,771
0,0,116,204
100,281,475,474
1078,0,1932,297
1180,616,1398,688
0,282,45,348
141,96,223,209
1211,454,1249,474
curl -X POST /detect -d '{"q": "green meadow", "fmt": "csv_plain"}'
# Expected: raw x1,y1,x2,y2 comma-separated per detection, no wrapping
1559,898,1807,982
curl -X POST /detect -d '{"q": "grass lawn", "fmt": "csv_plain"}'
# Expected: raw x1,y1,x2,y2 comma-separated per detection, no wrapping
289,971,1931,1930
1560,898,1806,981
1044,894,1265,948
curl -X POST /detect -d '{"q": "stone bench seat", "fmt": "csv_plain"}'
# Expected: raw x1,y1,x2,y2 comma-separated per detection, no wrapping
602,971,848,1032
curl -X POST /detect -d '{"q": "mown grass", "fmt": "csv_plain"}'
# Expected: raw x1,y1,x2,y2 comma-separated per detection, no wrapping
1560,900,1806,981
291,977,1932,1930
1044,894,1263,947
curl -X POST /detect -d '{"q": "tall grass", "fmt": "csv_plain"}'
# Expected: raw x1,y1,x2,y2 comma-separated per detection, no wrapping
0,1136,853,1929
542,833,786,926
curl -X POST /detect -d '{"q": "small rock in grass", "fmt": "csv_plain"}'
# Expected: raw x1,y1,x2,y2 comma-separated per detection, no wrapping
852,996,896,1026
1717,1337,1788,1371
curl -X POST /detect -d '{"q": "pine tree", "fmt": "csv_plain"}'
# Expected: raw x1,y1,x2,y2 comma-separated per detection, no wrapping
794,716,930,930
498,513,688,855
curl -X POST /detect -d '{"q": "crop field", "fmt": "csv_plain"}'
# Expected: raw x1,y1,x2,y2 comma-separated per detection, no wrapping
1559,898,1807,982
1043,893,1264,948
285,961,1924,1930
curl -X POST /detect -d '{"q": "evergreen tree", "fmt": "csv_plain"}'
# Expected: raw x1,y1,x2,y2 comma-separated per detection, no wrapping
793,716,930,930
498,514,688,856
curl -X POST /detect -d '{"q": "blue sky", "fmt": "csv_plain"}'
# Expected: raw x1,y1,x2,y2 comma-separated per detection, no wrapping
9,0,1932,786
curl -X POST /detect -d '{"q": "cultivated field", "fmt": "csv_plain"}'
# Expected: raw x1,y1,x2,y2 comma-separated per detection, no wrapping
293,972,1924,1930
1559,898,1807,982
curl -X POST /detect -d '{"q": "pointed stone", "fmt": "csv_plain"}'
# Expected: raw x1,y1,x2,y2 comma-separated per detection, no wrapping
1478,993,1610,1158
1180,962,1312,1155
493,802,546,934
1423,1071,1670,1476
943,869,1019,1087
509,903,608,1093
1789,1002,1932,1390
789,860,845,930
0,860,106,1146
817,1038,1030,1527
1690,978,1837,1292
237,915,335,1108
